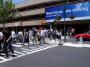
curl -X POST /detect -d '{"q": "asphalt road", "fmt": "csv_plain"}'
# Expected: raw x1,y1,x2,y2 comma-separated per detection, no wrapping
0,45,90,67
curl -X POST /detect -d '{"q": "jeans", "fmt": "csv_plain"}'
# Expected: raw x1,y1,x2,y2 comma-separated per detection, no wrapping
40,36,45,45
3,41,14,57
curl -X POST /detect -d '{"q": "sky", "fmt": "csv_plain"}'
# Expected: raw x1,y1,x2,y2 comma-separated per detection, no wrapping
13,0,25,4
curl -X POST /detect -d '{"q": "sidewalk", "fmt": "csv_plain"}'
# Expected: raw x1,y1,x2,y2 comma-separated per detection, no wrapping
62,41,90,48
59,36,90,48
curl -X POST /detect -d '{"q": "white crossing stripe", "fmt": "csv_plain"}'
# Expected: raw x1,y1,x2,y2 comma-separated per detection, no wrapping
0,57,7,61
0,56,13,63
0,44,58,64
13,45,22,47
21,48,33,52
14,51,25,55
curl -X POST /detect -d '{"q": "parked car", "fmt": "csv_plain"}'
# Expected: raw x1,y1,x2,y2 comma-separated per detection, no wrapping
74,32,90,41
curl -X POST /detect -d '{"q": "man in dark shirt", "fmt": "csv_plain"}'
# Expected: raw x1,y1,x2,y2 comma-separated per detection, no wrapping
32,27,37,45
3,30,15,57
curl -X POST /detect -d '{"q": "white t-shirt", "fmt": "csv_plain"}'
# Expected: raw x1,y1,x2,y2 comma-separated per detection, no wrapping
11,31,16,38
40,30,47,36
29,30,33,36
18,31,23,36
0,32,3,40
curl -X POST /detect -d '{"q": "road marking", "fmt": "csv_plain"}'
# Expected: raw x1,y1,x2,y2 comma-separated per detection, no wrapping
0,56,13,63
0,57,7,61
13,45,22,47
21,48,34,52
0,45,58,64
14,51,25,55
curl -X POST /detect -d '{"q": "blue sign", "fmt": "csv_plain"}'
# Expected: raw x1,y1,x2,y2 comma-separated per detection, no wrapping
45,2,90,22
45,5,64,22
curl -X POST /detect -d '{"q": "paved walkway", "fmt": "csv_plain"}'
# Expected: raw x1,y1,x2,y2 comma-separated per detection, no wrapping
63,42,90,48
61,36,90,48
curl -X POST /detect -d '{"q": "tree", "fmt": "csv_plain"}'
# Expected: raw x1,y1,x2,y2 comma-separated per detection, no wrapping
0,0,16,31
51,16,61,28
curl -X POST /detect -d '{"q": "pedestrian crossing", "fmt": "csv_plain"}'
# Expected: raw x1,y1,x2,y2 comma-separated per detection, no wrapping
0,39,90,64
0,43,58,63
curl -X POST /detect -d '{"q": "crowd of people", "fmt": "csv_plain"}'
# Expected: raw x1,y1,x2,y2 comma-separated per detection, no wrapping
0,27,75,58
15,27,62,45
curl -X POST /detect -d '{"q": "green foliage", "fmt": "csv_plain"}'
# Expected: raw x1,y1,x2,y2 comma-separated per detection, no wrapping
0,0,15,24
64,0,68,2
51,20,56,28
51,15,61,28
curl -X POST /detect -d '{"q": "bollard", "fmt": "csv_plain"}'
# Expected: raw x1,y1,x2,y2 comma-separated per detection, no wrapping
79,36,83,44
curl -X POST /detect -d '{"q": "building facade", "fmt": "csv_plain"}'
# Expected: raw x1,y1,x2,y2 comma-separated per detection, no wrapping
0,0,61,28
0,0,89,33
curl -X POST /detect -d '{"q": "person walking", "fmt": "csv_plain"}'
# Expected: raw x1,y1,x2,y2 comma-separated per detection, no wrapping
18,31,23,44
29,29,33,43
32,27,37,45
37,29,41,45
57,30,62,45
0,31,3,50
11,30,16,44
40,28,46,45
3,30,15,58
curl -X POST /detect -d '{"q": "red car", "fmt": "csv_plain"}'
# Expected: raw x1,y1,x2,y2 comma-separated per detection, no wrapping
74,32,90,41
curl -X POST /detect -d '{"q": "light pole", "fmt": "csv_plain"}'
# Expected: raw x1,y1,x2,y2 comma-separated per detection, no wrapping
63,6,67,42
55,16,62,45
88,23,90,33
63,0,69,42
63,0,75,42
